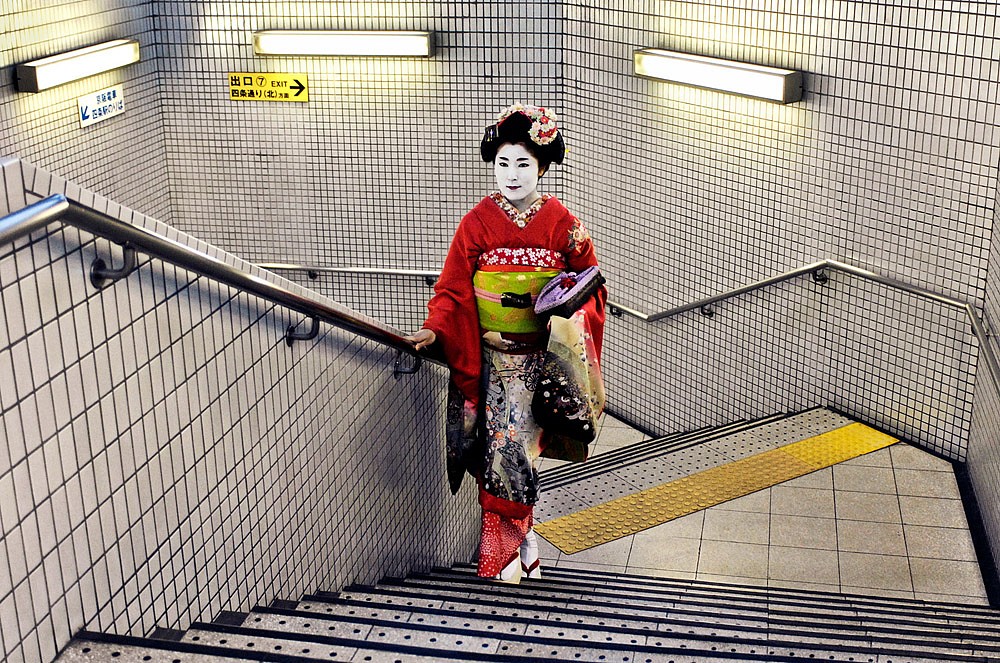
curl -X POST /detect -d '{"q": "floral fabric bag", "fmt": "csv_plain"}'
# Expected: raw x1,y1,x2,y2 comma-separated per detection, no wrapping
532,310,605,453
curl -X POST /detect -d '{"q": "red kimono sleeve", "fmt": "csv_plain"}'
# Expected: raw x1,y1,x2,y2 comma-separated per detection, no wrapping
564,217,607,357
423,213,484,404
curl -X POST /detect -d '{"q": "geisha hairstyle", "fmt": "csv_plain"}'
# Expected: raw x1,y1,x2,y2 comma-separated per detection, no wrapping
480,104,566,171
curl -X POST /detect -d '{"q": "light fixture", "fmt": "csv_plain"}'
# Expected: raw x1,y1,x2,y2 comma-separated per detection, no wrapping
253,30,433,57
16,39,141,93
633,48,802,103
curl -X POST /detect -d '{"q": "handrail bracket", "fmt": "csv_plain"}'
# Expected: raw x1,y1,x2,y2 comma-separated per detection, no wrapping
90,243,138,288
394,350,422,379
286,317,320,346
812,268,830,285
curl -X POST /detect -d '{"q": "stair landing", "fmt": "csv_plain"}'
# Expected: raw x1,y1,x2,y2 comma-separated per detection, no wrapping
535,409,989,605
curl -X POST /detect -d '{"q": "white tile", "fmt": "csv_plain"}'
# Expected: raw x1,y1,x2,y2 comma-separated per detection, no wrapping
832,464,896,494
628,533,700,573
898,496,969,528
903,524,978,561
768,545,840,585
834,491,901,523
909,558,986,598
697,540,768,579
836,520,906,555
839,552,912,592
770,514,838,550
891,444,951,471
894,468,961,499
702,509,769,545
771,486,835,518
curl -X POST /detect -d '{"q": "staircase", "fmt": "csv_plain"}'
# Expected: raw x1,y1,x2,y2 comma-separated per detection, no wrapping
56,409,997,663
60,562,1000,662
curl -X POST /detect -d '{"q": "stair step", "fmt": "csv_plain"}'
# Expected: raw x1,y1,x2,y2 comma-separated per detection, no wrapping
541,412,792,490
57,630,319,662
306,583,994,660
449,563,1000,622
408,569,1000,635
182,623,361,659
191,607,985,663
289,594,978,656
541,417,757,484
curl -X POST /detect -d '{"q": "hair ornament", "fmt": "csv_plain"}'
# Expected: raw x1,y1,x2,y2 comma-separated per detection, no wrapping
496,103,560,146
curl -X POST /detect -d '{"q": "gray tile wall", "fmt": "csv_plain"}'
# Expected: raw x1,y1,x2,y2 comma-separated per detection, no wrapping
562,2,998,464
0,0,172,224
0,157,479,663
968,191,1000,577
152,0,564,268
6,0,1000,659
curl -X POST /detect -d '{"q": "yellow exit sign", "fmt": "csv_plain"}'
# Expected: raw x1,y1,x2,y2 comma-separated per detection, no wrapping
229,73,308,102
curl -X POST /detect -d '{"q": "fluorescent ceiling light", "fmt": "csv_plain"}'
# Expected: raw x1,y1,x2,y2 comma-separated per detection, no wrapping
253,30,433,57
16,39,140,93
634,48,802,103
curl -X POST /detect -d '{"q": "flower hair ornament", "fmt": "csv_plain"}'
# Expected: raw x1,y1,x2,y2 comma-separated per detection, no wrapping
481,102,566,165
496,103,560,145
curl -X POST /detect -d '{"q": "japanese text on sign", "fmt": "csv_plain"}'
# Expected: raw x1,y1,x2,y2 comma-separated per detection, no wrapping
228,73,308,103
78,85,126,128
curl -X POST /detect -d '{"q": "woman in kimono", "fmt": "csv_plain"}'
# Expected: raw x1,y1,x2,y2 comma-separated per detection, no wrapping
407,104,606,583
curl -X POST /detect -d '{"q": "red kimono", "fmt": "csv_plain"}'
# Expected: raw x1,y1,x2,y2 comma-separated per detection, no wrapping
424,192,606,577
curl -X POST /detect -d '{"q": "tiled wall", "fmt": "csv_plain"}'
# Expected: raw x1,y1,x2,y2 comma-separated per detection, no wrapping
968,198,1000,577
6,0,1000,658
153,0,564,269
0,157,479,663
0,0,172,224
561,2,998,461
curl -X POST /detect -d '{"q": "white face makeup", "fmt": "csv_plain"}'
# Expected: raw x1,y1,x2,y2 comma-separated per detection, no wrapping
494,143,541,210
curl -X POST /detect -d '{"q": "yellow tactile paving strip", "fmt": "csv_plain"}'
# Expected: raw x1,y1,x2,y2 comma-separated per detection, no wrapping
536,422,897,554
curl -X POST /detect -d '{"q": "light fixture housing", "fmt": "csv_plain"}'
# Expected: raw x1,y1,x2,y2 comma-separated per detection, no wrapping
633,48,803,103
16,39,141,93
253,30,433,57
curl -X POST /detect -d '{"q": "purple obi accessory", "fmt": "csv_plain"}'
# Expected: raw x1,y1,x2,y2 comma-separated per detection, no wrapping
533,266,605,318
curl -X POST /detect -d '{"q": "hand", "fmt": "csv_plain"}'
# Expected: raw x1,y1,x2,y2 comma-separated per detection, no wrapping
407,328,436,351
482,331,513,350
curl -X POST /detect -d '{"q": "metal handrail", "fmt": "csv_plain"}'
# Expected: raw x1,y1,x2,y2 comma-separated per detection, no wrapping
261,258,1000,391
0,195,423,365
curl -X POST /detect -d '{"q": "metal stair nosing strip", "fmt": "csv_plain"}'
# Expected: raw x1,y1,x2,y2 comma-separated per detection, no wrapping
381,575,1000,648
540,413,790,489
64,629,325,662
444,563,1000,625
413,570,1000,633
181,620,515,662
317,582,1000,655
293,591,992,658
396,580,994,647
233,601,987,663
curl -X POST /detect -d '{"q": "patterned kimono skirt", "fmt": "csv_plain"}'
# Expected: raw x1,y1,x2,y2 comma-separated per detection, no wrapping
477,345,547,577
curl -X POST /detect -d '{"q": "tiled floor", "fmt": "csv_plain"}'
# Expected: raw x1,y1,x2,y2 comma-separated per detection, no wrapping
535,414,989,605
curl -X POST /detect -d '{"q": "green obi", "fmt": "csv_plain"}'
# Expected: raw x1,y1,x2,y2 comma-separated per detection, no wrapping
474,269,560,333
